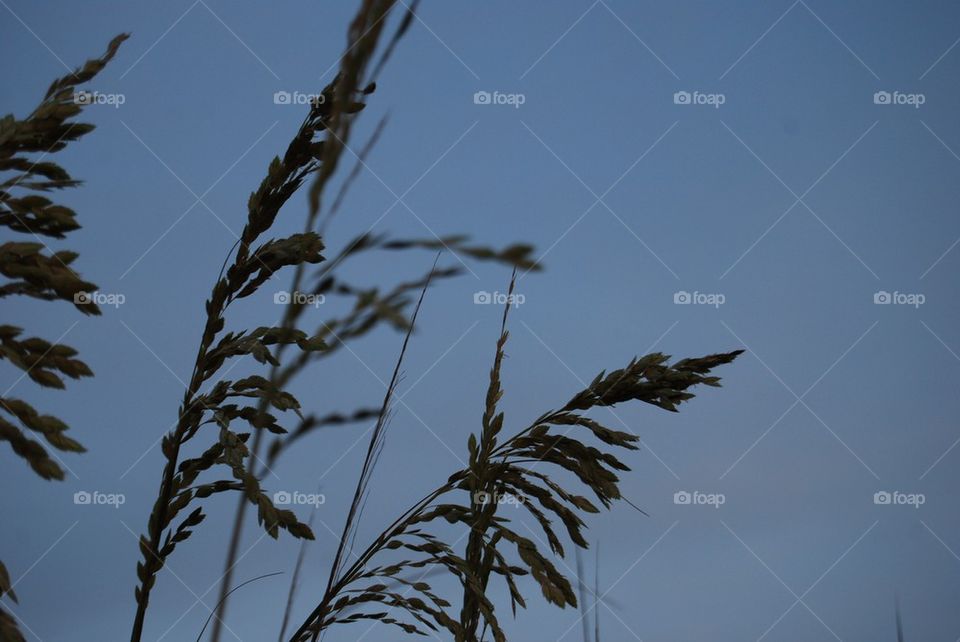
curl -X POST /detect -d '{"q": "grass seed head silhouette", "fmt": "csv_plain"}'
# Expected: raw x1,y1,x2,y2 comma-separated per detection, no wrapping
283,274,741,642
0,33,128,642
0,6,744,642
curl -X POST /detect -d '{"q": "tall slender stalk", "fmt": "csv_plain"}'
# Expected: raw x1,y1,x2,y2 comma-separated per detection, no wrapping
129,281,232,639
286,263,438,642
209,2,410,636
211,1,541,635
457,273,517,641
129,67,376,642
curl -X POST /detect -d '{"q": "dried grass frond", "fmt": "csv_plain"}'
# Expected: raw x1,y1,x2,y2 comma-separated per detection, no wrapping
0,34,128,642
282,273,740,642
128,44,386,642
0,32,127,477
212,0,540,631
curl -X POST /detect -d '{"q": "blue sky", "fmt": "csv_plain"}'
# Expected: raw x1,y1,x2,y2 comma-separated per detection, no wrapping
2,1,960,640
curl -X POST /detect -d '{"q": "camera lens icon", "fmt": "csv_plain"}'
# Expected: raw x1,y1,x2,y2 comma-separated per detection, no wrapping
473,91,491,105
873,291,891,304
673,291,691,304
873,491,891,505
873,91,891,105
673,491,691,505
273,491,292,505
673,91,691,105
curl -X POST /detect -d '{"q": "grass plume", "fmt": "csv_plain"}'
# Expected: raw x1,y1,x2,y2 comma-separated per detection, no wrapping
0,7,747,642
0,33,128,642
279,273,741,641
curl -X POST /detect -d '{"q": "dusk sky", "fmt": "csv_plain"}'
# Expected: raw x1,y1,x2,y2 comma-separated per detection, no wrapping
2,2,960,640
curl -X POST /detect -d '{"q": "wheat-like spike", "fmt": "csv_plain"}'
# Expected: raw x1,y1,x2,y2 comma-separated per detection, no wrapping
210,2,421,634
0,34,128,642
130,46,380,642
215,4,542,630
279,262,740,642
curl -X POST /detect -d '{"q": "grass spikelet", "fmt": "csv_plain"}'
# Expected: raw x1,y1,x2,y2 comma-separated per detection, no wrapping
0,34,128,641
